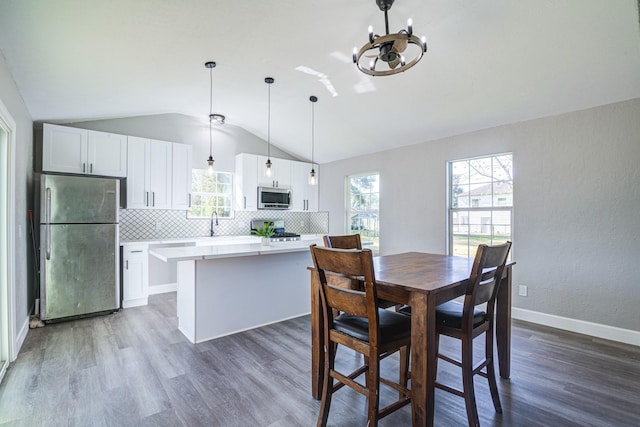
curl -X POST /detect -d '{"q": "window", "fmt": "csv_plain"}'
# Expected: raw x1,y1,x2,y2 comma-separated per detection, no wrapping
188,169,233,218
347,173,379,253
448,154,512,258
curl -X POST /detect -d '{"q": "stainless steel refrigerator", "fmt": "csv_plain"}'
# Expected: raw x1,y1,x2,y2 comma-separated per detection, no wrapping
39,174,120,321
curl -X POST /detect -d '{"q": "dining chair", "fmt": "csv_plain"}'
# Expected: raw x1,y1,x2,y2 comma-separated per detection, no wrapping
323,234,397,310
400,241,512,427
310,244,412,427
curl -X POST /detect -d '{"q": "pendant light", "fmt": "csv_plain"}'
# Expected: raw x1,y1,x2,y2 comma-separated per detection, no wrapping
264,77,274,178
205,61,225,175
309,95,318,186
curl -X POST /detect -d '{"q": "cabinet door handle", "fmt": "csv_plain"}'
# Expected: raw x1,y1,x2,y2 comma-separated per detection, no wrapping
125,260,129,269
243,196,246,209
188,193,191,208
152,192,155,206
82,163,86,173
146,191,149,206
131,250,143,253
90,163,93,173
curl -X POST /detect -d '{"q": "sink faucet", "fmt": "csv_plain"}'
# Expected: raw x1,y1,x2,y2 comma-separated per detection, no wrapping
210,210,219,236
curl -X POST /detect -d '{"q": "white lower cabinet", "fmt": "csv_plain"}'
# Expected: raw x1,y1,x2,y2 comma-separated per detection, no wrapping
122,245,149,308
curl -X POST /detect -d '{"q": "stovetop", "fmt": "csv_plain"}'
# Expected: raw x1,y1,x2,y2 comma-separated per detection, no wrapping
270,232,301,242
250,219,301,241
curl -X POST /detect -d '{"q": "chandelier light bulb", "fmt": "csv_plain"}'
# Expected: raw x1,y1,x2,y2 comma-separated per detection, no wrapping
407,18,413,35
309,169,317,186
422,35,427,52
207,156,214,175
353,46,357,62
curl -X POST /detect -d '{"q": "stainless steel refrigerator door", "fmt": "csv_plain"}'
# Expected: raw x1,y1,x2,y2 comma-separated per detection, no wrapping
40,223,120,320
40,174,119,224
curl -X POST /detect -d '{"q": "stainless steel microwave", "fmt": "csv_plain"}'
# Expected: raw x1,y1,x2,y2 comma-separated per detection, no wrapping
258,186,292,210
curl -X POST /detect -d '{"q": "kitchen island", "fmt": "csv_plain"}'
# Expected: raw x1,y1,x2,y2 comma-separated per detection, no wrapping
149,237,323,343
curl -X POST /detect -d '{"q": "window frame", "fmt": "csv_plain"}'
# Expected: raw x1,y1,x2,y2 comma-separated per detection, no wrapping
345,172,380,253
187,169,234,219
447,153,513,259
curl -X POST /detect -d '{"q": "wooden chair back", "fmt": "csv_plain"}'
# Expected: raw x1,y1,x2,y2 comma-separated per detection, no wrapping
464,241,512,325
310,244,378,331
323,234,362,250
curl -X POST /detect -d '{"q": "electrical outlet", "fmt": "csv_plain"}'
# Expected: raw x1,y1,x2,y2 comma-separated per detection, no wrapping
518,285,528,297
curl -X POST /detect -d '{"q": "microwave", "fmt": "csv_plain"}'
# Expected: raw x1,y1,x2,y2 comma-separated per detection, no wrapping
258,186,292,210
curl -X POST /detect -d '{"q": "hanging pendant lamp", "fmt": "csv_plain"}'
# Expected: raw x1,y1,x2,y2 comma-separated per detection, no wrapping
309,96,318,186
205,61,225,175
264,77,274,178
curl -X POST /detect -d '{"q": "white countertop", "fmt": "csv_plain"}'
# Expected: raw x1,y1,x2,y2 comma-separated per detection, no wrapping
149,237,324,262
121,234,325,247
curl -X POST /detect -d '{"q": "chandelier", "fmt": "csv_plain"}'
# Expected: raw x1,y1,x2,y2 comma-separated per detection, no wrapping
205,61,225,175
352,0,427,77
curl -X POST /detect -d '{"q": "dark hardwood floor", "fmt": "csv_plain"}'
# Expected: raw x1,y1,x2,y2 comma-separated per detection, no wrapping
1,293,638,426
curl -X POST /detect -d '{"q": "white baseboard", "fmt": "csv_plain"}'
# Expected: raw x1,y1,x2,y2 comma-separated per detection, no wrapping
15,315,29,359
148,282,177,295
512,307,640,347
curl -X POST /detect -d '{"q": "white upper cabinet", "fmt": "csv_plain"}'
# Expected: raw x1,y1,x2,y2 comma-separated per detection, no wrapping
127,136,172,209
257,155,291,188
291,161,319,212
42,123,127,177
235,153,258,211
171,143,192,210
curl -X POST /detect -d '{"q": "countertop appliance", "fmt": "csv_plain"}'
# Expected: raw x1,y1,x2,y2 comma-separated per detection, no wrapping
258,186,291,210
39,174,120,321
250,219,301,241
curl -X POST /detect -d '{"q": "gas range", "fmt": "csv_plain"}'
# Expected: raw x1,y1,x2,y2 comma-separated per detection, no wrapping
270,232,301,242
250,219,301,242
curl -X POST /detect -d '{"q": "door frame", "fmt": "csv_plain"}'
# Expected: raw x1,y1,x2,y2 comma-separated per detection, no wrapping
0,96,17,382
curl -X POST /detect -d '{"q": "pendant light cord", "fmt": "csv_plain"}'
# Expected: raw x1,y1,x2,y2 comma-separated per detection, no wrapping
311,100,315,166
209,67,213,157
267,82,271,159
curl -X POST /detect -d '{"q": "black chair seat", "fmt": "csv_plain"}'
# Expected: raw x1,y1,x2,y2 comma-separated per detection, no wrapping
399,301,485,329
435,300,486,329
334,309,412,343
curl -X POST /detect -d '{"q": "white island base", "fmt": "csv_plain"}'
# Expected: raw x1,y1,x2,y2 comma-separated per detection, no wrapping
150,238,321,344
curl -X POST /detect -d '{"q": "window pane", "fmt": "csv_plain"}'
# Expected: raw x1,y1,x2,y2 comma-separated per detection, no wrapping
469,158,492,184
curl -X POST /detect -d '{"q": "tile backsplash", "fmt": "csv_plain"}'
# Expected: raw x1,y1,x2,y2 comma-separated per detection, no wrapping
120,209,329,241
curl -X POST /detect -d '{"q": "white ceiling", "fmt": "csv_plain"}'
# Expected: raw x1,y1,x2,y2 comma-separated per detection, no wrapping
1,0,639,163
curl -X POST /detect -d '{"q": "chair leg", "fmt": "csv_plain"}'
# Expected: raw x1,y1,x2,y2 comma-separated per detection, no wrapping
366,353,380,427
485,329,502,413
461,335,480,427
317,342,335,427
399,345,410,397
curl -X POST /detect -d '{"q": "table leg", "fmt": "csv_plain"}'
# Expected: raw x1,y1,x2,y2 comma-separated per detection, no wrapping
495,265,513,379
410,294,436,427
310,269,323,399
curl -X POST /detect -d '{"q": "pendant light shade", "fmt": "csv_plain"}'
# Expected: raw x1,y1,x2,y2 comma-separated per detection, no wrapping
205,61,225,175
309,95,318,186
264,77,274,178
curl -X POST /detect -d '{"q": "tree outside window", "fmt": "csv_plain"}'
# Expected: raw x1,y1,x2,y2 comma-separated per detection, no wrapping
449,154,512,258
347,173,379,253
188,169,233,218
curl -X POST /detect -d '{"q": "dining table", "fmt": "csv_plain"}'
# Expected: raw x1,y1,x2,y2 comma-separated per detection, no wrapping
309,251,515,427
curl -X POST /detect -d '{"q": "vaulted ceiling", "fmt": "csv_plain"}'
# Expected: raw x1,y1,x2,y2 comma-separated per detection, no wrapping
1,0,639,163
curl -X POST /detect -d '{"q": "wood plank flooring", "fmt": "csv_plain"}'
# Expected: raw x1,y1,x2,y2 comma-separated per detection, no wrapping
1,292,639,426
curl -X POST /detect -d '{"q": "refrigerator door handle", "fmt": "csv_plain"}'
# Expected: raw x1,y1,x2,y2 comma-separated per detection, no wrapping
45,187,51,260
90,163,93,173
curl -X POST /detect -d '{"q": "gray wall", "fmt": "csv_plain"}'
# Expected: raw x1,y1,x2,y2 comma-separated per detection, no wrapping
320,98,640,332
0,51,34,353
